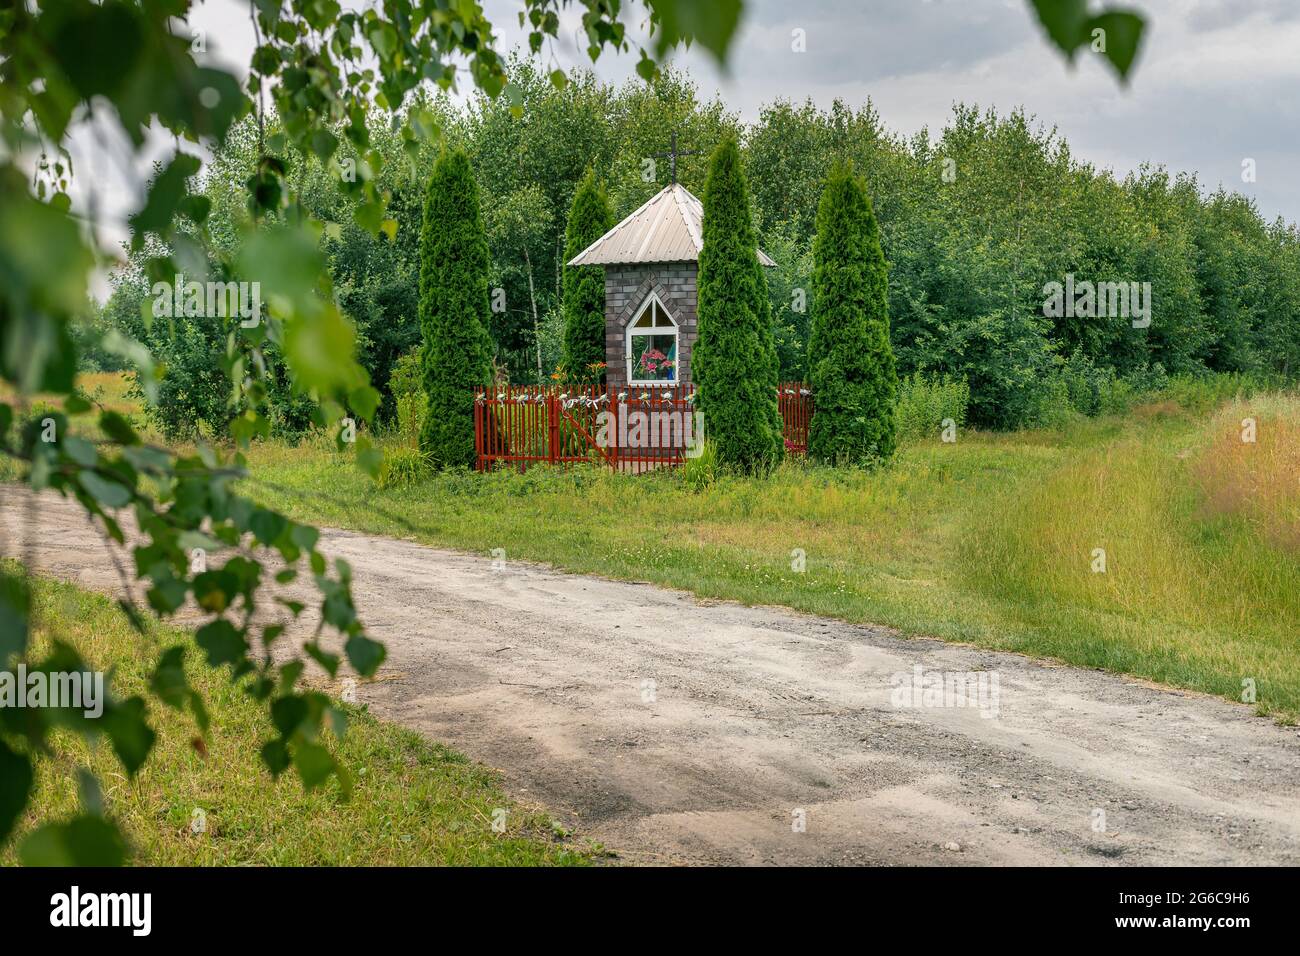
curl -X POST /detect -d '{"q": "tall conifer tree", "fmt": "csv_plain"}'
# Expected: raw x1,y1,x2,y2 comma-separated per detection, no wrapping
561,169,613,382
694,137,783,472
418,149,494,467
808,163,898,464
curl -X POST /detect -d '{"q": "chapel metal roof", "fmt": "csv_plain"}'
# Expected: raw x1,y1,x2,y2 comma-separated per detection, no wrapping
567,182,776,268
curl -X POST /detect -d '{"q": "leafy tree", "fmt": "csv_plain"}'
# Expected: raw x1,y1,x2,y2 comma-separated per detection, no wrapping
418,150,495,467
561,169,614,382
747,99,895,249
107,77,1300,435
693,137,783,472
602,67,742,216
482,183,554,380
808,164,898,463
761,224,815,379
462,58,616,380
752,230,786,461
1123,167,1207,374
1256,220,1300,379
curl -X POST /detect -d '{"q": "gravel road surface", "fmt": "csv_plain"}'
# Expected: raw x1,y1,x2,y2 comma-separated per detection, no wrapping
4,486,1298,865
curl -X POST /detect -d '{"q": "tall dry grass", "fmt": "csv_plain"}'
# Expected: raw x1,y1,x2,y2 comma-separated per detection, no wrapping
960,393,1300,714
1193,396,1300,554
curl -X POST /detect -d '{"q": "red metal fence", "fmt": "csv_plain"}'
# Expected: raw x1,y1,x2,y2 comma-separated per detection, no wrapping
474,382,812,473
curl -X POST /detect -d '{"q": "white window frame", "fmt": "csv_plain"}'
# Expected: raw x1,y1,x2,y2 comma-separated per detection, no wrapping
625,292,680,386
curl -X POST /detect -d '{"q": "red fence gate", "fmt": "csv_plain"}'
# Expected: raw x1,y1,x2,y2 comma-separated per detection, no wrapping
474,382,812,474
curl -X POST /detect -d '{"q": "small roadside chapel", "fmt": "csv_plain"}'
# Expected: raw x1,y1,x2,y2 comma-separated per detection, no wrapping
566,138,775,390
473,136,811,474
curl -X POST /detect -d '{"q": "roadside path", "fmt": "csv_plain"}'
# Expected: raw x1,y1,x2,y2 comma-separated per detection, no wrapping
4,486,1298,865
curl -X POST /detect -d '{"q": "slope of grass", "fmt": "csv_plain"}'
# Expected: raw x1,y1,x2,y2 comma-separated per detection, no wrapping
2,574,591,866
239,395,1300,721
5,373,1296,720
959,397,1300,713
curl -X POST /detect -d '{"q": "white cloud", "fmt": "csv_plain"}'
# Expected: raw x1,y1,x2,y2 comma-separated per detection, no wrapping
662,0,1300,221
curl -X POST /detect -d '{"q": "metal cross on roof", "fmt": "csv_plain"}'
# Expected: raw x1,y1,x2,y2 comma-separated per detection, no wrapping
652,130,696,184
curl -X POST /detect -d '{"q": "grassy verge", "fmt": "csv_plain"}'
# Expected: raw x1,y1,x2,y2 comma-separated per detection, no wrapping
2,573,591,866
4,373,1296,720
238,395,1300,722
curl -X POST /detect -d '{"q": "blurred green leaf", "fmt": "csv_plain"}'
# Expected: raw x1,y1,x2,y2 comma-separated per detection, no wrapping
195,619,247,667
148,646,190,709
261,739,291,777
649,0,743,64
98,411,140,445
0,740,33,844
1088,11,1145,80
0,569,29,663
102,697,156,775
292,742,336,790
310,129,339,161
129,152,202,244
345,634,385,676
77,767,105,816
1027,0,1146,80
1027,0,1089,54
250,508,288,545
271,694,308,737
0,177,90,392
48,0,145,100
20,815,127,867
78,471,132,509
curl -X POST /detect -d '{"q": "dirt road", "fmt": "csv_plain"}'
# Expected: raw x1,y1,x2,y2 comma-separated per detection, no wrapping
4,486,1298,865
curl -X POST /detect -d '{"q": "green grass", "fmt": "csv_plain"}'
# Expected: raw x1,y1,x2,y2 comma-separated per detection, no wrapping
4,372,1296,724
2,574,592,866
237,393,1300,722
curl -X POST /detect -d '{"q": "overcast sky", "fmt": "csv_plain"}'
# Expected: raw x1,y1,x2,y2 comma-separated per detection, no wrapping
76,0,1300,293
476,0,1297,223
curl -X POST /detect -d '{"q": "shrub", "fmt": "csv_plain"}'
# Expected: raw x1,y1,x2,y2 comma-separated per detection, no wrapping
376,447,432,490
1056,352,1109,417
679,440,719,491
1097,377,1137,416
1125,362,1171,395
693,137,783,474
136,315,232,440
807,162,898,465
536,307,568,383
418,149,494,468
1094,363,1168,416
895,374,970,443
388,347,424,447
1162,372,1264,413
1034,374,1080,430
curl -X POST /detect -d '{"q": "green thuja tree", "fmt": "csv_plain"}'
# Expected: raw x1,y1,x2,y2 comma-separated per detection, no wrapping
694,137,783,472
418,149,495,467
753,239,786,460
561,169,613,383
808,162,898,464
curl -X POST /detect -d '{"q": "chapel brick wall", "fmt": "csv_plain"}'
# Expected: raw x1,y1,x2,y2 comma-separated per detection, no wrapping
604,261,698,390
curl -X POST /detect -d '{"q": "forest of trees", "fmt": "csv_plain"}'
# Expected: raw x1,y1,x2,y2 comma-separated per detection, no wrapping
99,56,1300,434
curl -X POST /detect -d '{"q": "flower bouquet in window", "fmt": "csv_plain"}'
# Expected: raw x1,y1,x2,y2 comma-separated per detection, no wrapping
636,346,675,382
